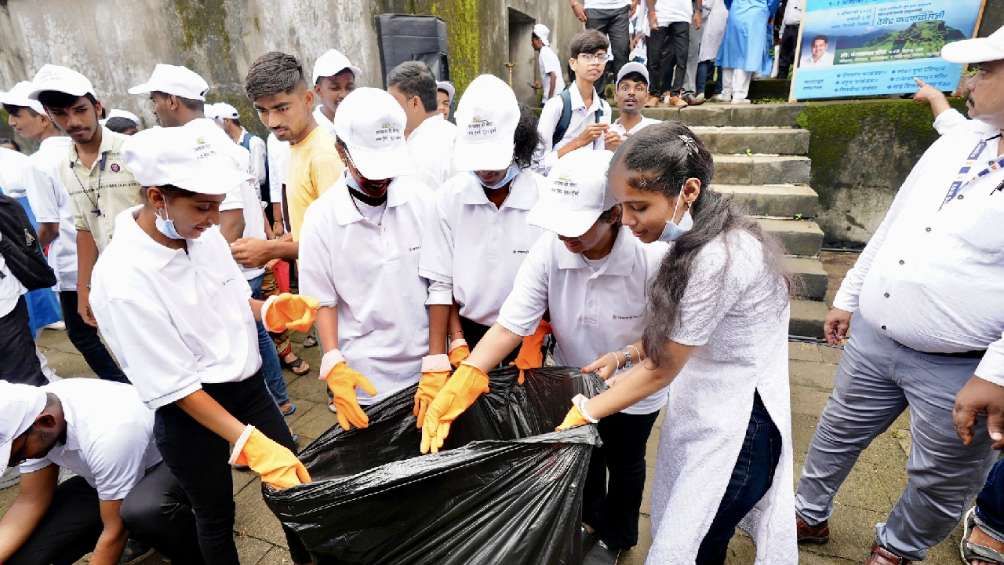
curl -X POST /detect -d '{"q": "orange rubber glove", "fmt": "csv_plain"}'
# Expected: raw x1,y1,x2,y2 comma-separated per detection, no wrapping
320,350,377,431
230,425,311,489
420,363,490,454
513,320,551,384
556,406,589,431
415,354,451,429
262,293,319,333
447,338,470,368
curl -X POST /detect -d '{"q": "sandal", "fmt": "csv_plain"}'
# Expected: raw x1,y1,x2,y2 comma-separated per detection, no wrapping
279,402,297,417
961,507,1004,564
281,353,311,376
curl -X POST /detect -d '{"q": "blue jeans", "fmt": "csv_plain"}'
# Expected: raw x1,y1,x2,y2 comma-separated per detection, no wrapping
976,458,1004,538
696,392,781,565
696,61,717,97
248,274,289,406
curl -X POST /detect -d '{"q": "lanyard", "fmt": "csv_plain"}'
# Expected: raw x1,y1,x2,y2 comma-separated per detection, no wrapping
940,133,1004,210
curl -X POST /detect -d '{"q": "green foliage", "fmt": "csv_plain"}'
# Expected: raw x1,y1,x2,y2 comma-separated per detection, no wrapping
421,0,479,98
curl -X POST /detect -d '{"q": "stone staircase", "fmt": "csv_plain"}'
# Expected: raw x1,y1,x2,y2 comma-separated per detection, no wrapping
639,103,828,337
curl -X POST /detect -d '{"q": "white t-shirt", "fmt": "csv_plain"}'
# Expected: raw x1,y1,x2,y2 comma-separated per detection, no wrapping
609,116,661,139
0,148,36,315
655,0,693,25
497,228,671,414
26,136,77,291
584,0,631,9
783,0,803,26
538,46,566,99
312,105,337,137
267,133,290,206
406,114,458,191
20,379,161,501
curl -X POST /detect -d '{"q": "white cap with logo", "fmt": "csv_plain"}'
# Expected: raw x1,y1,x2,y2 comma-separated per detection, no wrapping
616,61,650,86
122,126,253,195
533,24,551,46
0,381,48,477
453,74,520,172
27,64,96,100
213,102,239,120
0,81,45,114
334,87,411,180
128,64,209,101
312,49,362,86
942,25,1004,64
527,148,617,238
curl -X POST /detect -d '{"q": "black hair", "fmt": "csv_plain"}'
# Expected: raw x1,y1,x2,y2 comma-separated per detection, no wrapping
151,91,204,113
812,35,828,44
513,104,541,170
36,91,98,110
618,71,648,87
2,104,41,117
387,61,438,113
104,117,138,133
613,122,791,367
569,29,609,59
0,138,21,152
245,52,307,100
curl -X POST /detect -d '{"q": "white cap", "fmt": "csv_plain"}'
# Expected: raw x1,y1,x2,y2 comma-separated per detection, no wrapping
527,148,617,238
312,49,362,86
0,81,45,114
942,26,1004,64
533,24,551,46
333,87,410,180
0,381,48,477
436,81,455,105
102,108,140,125
122,126,253,195
617,61,650,86
213,102,239,120
128,64,209,101
203,103,219,120
27,64,96,100
453,74,520,171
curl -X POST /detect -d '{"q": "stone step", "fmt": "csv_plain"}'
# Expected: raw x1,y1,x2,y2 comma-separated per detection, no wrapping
790,299,829,338
691,126,810,155
716,184,818,218
784,256,828,301
639,102,807,128
757,218,825,257
714,154,811,185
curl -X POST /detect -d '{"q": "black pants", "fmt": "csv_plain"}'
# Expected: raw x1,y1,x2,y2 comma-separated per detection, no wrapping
778,24,800,79
154,372,309,564
0,296,44,386
647,22,691,95
59,290,128,383
584,410,660,550
696,392,782,565
459,316,519,367
7,476,102,565
121,461,204,564
586,6,631,95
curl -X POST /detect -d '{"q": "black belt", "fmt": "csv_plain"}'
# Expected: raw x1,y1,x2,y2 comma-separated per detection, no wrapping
894,340,986,359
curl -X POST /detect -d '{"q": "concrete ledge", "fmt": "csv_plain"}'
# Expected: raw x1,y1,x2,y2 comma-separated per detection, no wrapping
716,184,818,217
691,126,810,155
790,299,829,338
640,103,807,127
714,154,812,185
784,256,829,300
757,218,825,257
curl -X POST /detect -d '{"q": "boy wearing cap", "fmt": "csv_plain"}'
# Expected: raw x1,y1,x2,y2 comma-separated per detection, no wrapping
0,379,203,564
537,29,613,174
100,109,141,135
388,61,458,190
436,81,455,121
2,82,128,383
606,62,660,150
298,87,436,427
312,48,361,135
88,126,314,564
215,102,268,197
29,65,144,330
532,23,566,101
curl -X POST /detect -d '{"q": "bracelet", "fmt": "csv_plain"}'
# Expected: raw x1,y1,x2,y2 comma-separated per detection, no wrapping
621,347,634,369
627,344,642,364
572,394,600,424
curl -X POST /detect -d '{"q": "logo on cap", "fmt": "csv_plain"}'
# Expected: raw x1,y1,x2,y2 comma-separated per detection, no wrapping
373,122,403,144
466,116,497,138
552,176,580,197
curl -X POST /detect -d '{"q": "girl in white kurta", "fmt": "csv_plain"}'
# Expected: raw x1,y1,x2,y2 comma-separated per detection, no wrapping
558,122,796,564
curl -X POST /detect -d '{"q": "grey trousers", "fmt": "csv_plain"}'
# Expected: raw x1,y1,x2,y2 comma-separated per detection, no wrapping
795,314,996,561
684,18,705,94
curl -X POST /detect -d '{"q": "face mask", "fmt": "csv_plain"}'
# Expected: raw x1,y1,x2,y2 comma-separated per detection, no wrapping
155,200,185,240
474,163,520,191
658,191,694,243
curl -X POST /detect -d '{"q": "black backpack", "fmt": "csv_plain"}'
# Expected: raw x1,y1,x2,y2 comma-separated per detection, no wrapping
0,195,56,290
551,88,608,147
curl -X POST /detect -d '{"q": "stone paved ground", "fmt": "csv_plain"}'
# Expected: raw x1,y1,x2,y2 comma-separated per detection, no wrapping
2,252,968,564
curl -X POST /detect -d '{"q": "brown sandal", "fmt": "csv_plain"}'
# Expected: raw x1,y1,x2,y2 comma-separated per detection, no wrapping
281,353,310,376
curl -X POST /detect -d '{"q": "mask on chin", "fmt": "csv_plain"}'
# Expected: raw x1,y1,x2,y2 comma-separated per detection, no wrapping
474,163,520,190
658,191,694,243
155,200,185,240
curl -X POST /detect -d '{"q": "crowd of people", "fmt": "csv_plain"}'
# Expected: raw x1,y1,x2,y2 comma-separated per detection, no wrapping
0,5,1001,565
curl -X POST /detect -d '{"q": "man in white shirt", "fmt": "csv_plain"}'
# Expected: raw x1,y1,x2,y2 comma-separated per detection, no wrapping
532,24,567,101
312,48,360,136
0,379,202,564
215,102,267,197
569,0,637,95
795,31,1004,565
801,35,834,67
388,61,457,190
646,0,701,107
606,62,660,150
778,0,802,78
436,81,455,121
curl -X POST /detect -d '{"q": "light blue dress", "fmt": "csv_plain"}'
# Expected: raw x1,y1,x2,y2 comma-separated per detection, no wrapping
716,0,780,75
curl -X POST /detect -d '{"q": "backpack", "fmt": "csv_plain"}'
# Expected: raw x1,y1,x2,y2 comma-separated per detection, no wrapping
0,195,56,290
551,88,608,148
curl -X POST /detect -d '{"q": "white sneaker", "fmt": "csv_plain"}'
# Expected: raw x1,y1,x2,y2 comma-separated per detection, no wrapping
710,93,730,103
0,467,19,489
44,321,65,331
731,98,752,105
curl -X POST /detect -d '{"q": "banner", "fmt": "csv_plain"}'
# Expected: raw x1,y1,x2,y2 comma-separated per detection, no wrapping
791,0,986,101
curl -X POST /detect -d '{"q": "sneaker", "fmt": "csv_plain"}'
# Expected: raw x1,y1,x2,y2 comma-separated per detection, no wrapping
731,98,752,105
583,540,621,565
303,334,318,348
119,538,155,564
0,467,19,489
710,93,731,103
683,93,705,106
44,321,65,331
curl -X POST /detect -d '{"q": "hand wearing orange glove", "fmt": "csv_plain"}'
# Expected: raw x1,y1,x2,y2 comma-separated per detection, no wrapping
415,354,451,429
320,350,378,431
556,394,599,431
420,363,490,454
261,293,319,333
229,425,311,489
513,320,551,384
447,338,470,368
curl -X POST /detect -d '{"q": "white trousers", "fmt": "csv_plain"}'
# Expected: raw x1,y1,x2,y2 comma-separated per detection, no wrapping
722,68,752,101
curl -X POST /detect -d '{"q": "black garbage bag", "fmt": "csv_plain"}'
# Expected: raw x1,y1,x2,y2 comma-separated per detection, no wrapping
264,366,604,565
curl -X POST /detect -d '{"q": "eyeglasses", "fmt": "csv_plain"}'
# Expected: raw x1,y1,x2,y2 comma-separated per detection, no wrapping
578,52,608,64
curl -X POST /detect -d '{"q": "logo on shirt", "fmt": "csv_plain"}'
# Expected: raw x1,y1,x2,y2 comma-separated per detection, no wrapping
110,163,120,173
466,116,497,139
612,314,641,320
512,249,529,255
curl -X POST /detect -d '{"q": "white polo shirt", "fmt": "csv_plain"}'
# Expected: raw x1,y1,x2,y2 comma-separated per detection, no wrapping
654,0,693,25
585,0,631,8
609,116,661,139
420,170,546,326
407,114,457,190
312,105,337,137
20,379,161,501
537,85,612,173
298,175,435,404
498,228,671,414
26,136,78,291
89,207,260,410
538,45,566,99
